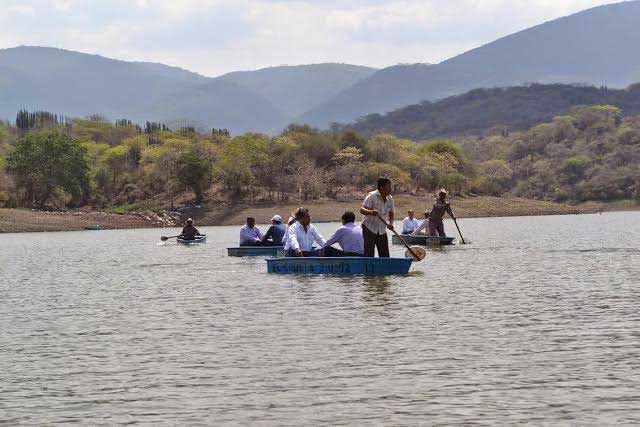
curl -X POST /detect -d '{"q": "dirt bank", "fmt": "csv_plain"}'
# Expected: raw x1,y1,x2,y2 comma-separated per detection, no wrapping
1,196,636,233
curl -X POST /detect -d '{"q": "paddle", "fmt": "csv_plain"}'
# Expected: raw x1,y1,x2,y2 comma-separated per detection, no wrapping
447,207,467,245
376,213,426,261
161,235,180,241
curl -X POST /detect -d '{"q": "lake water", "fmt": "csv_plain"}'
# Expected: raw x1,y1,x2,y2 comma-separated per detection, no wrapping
1,212,640,425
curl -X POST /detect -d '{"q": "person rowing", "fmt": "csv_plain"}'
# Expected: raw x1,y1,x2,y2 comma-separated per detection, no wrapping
402,209,420,234
284,207,326,257
180,218,202,240
239,217,264,246
321,211,364,257
360,177,395,257
262,215,286,246
427,189,453,237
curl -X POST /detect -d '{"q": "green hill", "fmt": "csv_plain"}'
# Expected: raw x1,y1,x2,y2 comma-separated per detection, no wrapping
344,83,640,139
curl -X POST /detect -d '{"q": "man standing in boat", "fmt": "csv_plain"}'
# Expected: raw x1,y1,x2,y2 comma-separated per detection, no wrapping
360,177,395,257
428,189,454,237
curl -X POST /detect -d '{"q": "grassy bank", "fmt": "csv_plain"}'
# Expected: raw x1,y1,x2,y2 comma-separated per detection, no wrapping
1,196,637,233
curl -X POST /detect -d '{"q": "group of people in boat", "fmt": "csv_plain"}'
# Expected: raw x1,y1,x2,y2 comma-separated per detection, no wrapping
235,177,457,257
180,177,457,257
401,188,454,237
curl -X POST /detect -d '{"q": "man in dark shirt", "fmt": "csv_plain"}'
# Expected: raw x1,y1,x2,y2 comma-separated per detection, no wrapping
262,215,286,246
180,218,201,240
428,189,453,236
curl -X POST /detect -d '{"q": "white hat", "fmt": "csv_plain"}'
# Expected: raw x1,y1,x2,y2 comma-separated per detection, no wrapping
271,215,282,222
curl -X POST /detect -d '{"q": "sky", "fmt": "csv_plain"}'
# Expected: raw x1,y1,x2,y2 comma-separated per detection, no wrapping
0,0,620,77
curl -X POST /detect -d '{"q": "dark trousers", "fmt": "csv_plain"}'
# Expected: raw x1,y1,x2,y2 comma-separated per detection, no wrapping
323,246,362,257
428,219,446,237
285,249,320,257
362,225,390,258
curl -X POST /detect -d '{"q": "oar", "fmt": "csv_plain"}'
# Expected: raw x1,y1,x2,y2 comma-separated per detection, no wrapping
376,213,426,261
161,235,180,241
447,207,467,245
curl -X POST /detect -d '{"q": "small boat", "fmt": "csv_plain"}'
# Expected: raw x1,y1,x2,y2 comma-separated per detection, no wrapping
266,256,413,275
392,234,455,246
227,246,285,257
84,224,102,230
177,235,207,245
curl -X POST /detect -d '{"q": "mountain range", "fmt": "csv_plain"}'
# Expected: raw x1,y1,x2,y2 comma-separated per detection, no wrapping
1,1,640,134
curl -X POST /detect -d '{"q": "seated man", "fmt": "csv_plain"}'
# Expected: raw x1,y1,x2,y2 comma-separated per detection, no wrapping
239,217,264,246
262,215,286,246
284,207,326,257
402,209,420,234
411,210,431,235
322,211,364,257
180,218,201,240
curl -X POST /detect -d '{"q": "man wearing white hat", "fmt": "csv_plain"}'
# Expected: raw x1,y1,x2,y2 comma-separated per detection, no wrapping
262,214,287,246
428,189,453,236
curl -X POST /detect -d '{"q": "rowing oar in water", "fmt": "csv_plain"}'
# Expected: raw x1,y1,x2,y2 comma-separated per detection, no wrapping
376,213,426,261
447,207,468,245
160,235,180,241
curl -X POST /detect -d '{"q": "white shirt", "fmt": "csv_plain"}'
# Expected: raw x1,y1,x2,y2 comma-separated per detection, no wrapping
239,224,263,245
324,222,364,254
412,219,430,235
284,221,326,252
362,190,395,235
402,217,420,234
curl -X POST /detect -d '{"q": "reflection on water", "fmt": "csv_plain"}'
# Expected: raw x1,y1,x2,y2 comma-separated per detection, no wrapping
1,212,640,425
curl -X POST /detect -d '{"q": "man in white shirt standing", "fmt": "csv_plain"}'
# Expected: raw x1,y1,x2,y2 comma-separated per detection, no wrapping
401,209,420,235
239,217,264,246
359,177,395,257
284,207,326,257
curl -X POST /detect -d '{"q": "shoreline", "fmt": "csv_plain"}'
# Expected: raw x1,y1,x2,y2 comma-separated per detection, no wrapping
1,196,637,234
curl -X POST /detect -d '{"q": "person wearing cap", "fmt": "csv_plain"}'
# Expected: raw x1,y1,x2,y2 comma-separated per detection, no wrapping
262,215,287,246
360,177,395,257
239,217,264,246
427,189,453,236
180,218,201,240
321,211,364,257
402,209,420,234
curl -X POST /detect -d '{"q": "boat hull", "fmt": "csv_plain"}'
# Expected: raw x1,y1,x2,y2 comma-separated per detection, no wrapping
177,235,207,245
392,234,455,246
227,246,284,257
266,256,413,275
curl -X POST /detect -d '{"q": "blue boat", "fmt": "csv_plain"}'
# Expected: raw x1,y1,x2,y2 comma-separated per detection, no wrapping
266,256,413,275
177,235,207,245
227,246,284,257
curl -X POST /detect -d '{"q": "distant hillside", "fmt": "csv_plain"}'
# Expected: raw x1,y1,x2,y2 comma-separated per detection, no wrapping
218,63,376,118
300,1,640,128
345,83,640,139
0,46,288,133
0,47,374,134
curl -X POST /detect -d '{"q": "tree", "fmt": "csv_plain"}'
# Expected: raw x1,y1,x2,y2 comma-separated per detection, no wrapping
177,149,213,203
7,130,90,208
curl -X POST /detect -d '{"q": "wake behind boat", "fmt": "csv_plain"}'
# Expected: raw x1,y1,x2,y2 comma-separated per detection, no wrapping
392,234,455,246
177,235,207,245
266,256,413,275
227,246,284,257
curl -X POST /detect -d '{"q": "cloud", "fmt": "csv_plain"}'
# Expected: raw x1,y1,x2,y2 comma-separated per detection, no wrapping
0,0,617,76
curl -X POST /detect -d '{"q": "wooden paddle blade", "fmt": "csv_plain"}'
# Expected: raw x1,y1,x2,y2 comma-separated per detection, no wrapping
161,236,169,241
405,246,426,261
